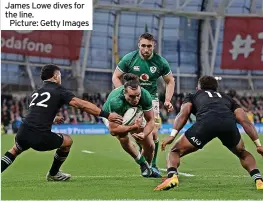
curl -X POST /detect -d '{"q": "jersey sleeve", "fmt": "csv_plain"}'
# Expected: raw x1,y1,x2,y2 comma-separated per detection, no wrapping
59,86,75,105
161,57,172,77
104,98,123,114
142,90,153,111
117,53,130,73
182,93,193,104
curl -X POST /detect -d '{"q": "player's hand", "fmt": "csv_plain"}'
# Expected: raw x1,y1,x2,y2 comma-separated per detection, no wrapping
134,116,143,128
164,101,174,112
132,132,145,141
53,116,64,124
161,136,175,151
108,112,123,124
256,146,263,156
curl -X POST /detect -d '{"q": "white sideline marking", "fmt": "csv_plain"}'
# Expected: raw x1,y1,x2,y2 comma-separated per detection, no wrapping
74,175,139,178
82,150,95,154
3,199,263,201
160,168,195,177
74,174,249,179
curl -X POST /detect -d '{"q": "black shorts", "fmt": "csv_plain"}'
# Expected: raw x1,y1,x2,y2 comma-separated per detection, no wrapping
185,117,241,149
15,123,64,152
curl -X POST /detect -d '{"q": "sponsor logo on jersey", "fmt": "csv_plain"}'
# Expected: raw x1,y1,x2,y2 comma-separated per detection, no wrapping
140,73,149,81
150,66,157,73
133,66,140,71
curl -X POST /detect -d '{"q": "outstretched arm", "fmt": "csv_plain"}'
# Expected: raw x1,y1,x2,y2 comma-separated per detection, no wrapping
234,108,261,145
69,97,123,124
161,102,192,150
234,108,263,156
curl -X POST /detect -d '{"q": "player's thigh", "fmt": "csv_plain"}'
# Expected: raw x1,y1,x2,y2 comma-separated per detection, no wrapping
15,123,31,152
217,119,241,149
170,134,198,157
30,131,64,151
184,121,216,149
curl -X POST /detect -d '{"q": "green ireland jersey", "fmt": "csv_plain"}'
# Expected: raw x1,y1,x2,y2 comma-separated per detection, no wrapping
117,50,172,99
102,86,152,116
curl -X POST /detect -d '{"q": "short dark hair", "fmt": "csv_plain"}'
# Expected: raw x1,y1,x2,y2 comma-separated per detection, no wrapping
139,32,155,41
198,76,218,91
40,64,60,81
123,73,140,91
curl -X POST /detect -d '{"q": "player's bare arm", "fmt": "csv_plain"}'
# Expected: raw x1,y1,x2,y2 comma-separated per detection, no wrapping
69,97,123,124
112,68,124,88
132,109,154,141
163,73,175,112
108,119,141,137
161,102,192,151
234,108,263,155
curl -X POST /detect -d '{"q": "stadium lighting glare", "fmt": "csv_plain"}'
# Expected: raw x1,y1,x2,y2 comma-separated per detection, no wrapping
215,76,222,80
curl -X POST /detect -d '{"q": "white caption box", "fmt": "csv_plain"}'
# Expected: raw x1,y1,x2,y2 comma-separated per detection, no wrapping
1,0,93,30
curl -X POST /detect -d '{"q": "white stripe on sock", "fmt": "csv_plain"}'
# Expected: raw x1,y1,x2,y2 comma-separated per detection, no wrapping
3,156,12,164
168,170,178,175
2,156,12,165
136,152,141,161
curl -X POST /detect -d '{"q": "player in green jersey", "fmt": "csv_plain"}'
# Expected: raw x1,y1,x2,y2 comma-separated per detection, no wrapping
102,74,161,178
112,33,175,174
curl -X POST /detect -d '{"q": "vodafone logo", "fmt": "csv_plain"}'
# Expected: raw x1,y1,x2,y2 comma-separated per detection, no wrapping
139,73,149,81
1,33,53,53
14,31,34,34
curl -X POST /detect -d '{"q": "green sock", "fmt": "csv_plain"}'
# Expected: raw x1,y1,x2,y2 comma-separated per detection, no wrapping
152,140,159,167
135,154,146,165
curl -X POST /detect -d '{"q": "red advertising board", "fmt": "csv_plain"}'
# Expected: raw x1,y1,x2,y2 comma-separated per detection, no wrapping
221,17,263,70
1,31,83,60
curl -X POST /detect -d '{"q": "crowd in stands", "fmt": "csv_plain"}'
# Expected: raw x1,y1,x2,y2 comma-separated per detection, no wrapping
2,90,263,134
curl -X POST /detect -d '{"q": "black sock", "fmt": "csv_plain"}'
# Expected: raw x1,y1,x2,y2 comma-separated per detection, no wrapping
1,152,16,173
250,169,263,182
167,167,178,178
49,149,69,176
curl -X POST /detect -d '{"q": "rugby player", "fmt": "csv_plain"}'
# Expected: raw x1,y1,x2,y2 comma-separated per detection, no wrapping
154,76,263,190
112,33,175,174
103,73,161,178
1,64,123,181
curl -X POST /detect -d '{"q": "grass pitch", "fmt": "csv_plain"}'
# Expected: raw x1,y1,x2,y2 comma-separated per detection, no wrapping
1,134,263,200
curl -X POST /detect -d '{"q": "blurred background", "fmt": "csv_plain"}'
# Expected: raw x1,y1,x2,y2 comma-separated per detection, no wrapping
1,0,263,134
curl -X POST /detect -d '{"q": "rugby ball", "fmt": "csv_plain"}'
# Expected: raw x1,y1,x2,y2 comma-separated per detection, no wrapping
123,107,144,126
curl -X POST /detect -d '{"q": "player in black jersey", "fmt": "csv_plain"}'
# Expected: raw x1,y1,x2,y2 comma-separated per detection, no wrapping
154,76,263,190
1,64,123,181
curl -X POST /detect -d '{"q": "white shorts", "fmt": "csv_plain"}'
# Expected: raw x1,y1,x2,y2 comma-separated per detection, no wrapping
152,99,160,119
152,99,161,125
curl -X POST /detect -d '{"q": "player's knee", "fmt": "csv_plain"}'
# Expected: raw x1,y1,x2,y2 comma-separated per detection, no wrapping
170,144,187,157
61,134,73,148
234,146,246,159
